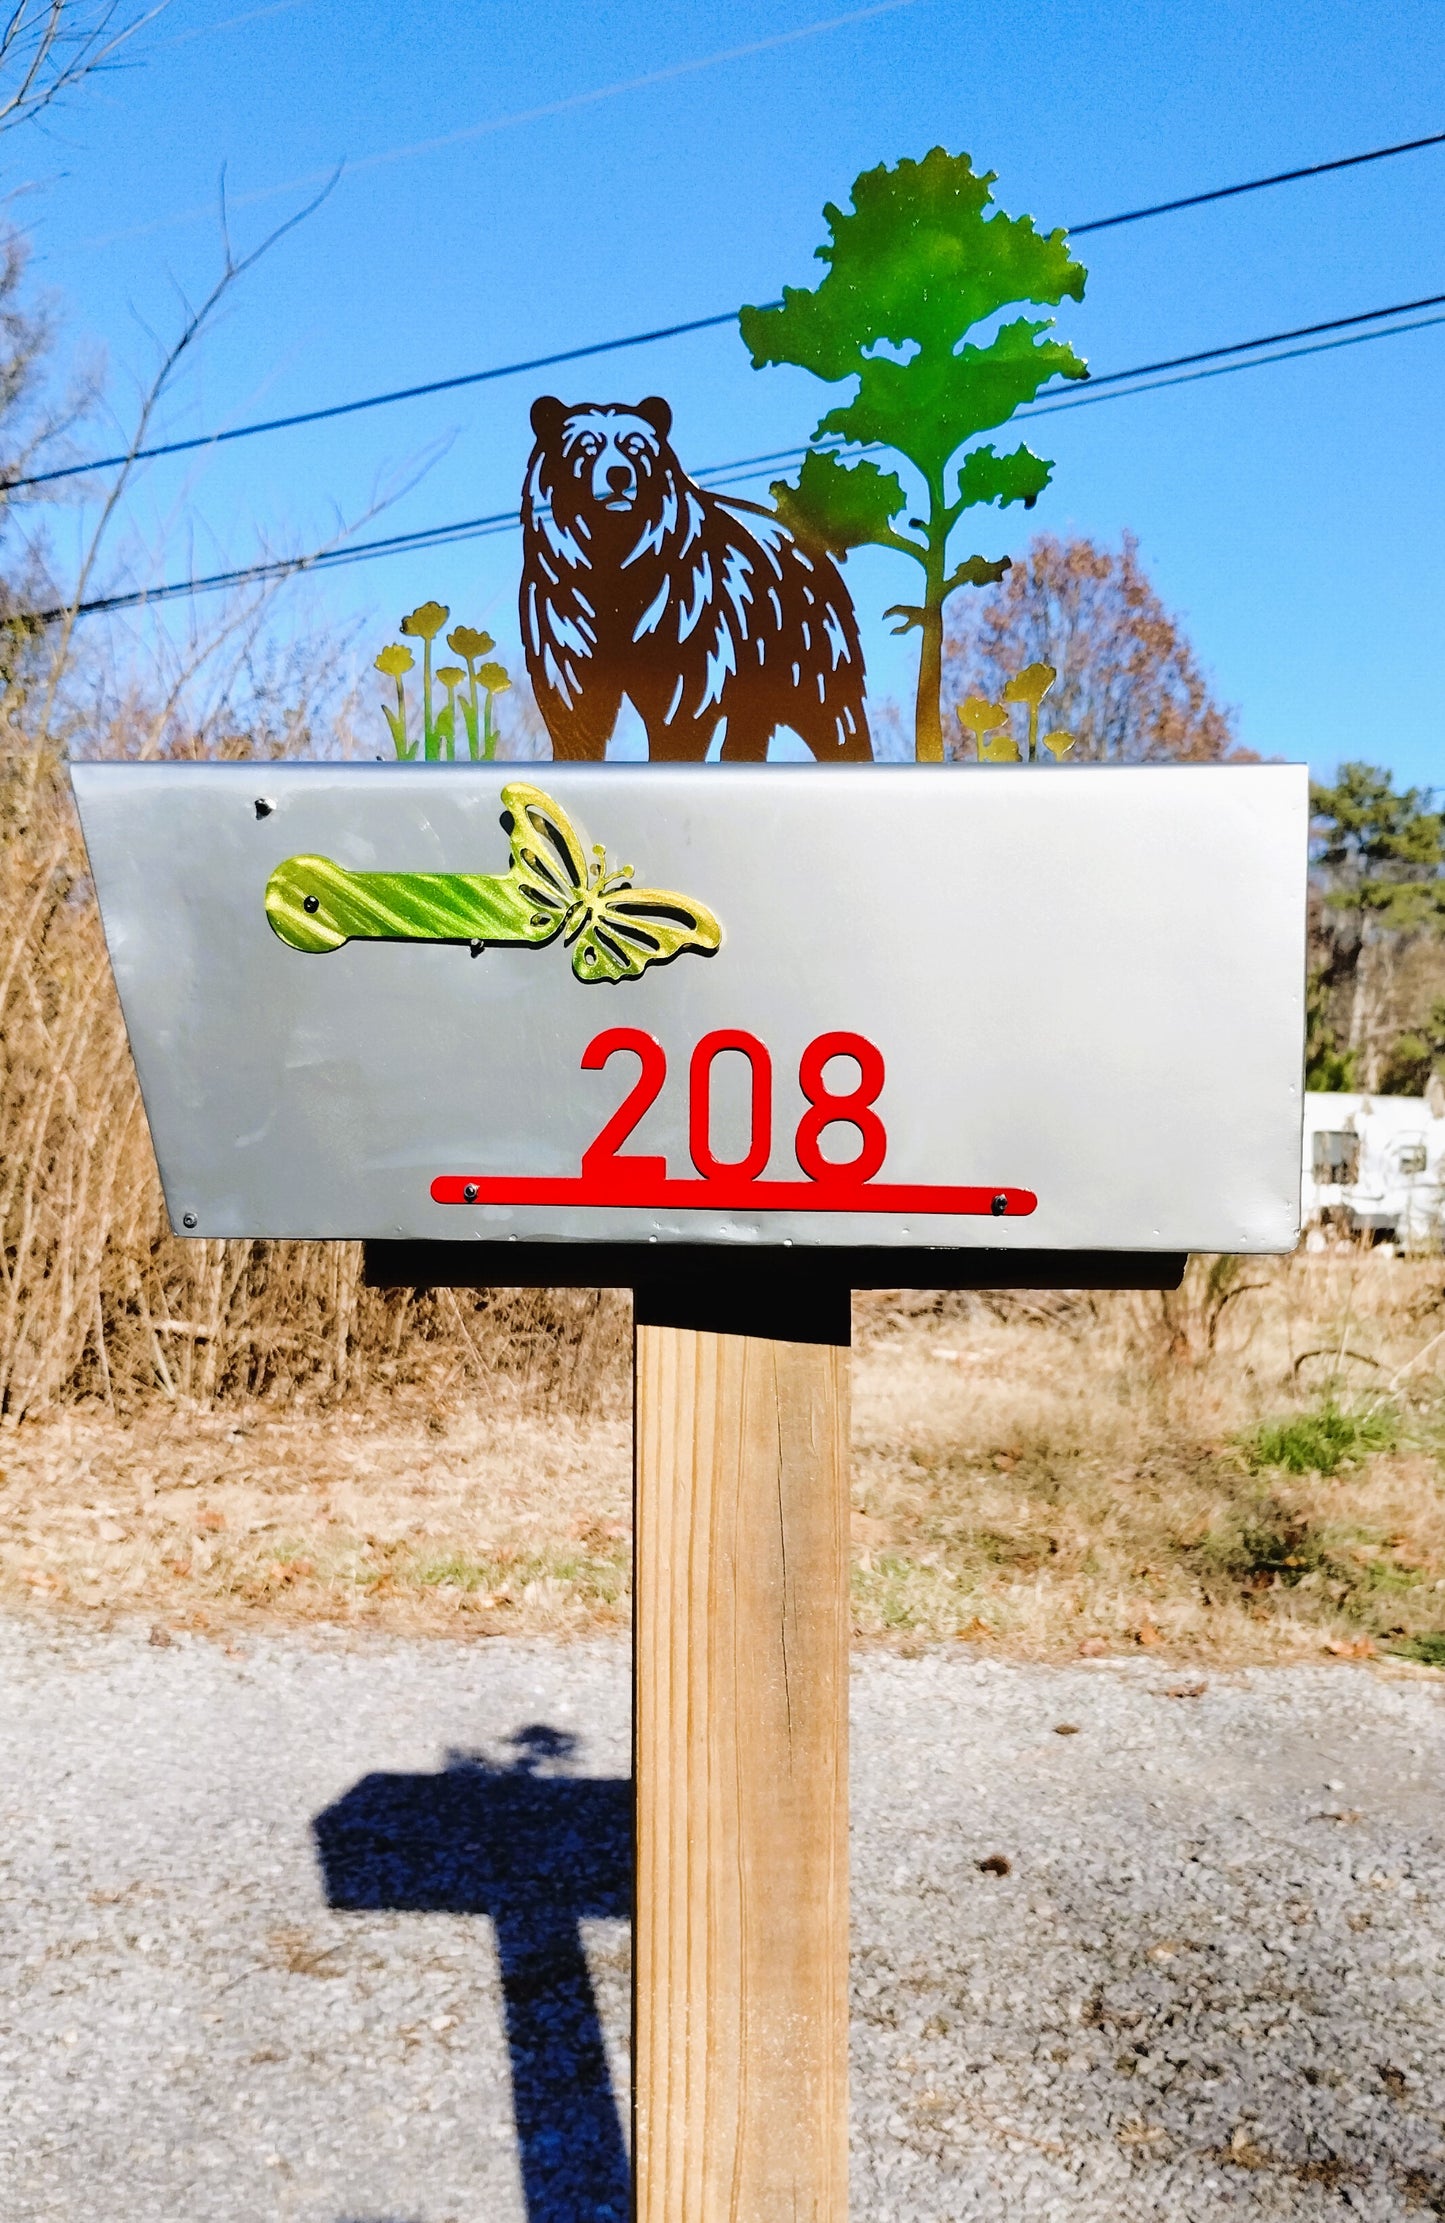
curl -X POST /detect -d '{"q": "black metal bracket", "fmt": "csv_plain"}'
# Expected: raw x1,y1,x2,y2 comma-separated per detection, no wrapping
363,1242,1185,1344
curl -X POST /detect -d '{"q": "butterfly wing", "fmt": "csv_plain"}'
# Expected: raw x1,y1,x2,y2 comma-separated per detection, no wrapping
500,781,592,928
569,886,723,984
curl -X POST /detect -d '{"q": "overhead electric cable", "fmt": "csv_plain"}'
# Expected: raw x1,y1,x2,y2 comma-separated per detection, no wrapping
1016,308,1445,419
694,307,1445,485
1050,290,1445,390
8,310,750,491
30,298,1444,626
1067,125,1445,235
12,124,1444,495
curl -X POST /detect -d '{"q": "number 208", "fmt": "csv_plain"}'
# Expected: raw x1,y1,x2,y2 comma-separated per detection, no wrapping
583,1027,887,1184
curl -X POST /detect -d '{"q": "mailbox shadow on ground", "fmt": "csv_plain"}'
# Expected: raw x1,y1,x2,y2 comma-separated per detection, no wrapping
314,1725,631,2223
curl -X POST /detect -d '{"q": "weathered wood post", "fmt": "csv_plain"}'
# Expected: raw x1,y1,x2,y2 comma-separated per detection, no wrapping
633,1276,851,2221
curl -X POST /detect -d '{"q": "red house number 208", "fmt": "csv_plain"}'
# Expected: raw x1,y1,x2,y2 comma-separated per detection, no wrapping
431,1028,1036,1219
583,1027,886,1186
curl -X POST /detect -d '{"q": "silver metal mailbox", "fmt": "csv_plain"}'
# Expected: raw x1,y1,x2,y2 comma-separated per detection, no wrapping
72,760,1307,1253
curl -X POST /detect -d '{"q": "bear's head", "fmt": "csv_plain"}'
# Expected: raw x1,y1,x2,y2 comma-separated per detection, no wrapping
528,395,677,527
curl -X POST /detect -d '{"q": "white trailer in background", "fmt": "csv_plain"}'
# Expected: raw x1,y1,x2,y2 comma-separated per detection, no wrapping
1302,1082,1445,1246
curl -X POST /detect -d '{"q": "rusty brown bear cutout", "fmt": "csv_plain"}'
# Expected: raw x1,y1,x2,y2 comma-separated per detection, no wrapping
519,395,872,763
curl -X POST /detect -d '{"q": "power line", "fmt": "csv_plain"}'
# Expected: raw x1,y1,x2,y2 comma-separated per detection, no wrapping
1068,125,1445,236
8,310,752,491
32,506,528,618
661,295,1445,459
11,124,1444,495
1056,290,1445,391
678,305,1445,480
1018,309,1445,419
32,297,1444,626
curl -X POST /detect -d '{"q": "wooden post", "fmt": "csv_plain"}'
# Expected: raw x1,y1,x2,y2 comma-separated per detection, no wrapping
632,1273,851,2223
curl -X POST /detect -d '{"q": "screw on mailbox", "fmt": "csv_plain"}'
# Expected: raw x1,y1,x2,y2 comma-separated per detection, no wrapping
463,1183,478,1202
991,1193,1008,1216
253,796,275,818
182,1212,197,1228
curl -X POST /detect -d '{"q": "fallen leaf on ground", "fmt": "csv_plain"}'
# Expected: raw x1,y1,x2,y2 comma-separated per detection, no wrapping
977,1853,1012,1876
269,1927,344,1978
569,1516,625,1546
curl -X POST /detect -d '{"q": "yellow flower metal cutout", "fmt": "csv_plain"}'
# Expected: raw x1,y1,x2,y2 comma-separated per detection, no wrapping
963,665,1074,762
377,603,512,760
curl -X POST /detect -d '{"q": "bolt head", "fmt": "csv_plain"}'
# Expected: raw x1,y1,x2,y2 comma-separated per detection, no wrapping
182,1212,197,1229
991,1192,1008,1217
463,1182,478,1203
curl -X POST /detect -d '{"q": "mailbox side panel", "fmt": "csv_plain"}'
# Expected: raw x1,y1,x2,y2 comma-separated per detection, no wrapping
71,761,1307,1250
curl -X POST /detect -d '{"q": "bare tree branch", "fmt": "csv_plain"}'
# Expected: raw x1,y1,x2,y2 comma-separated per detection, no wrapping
0,1,169,141
33,169,340,733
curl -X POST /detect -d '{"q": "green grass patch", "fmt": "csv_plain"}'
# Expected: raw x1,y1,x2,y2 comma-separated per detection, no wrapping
1388,1631,1445,1668
400,1545,627,1605
1243,1401,1396,1477
851,1550,986,1638
412,1553,504,1590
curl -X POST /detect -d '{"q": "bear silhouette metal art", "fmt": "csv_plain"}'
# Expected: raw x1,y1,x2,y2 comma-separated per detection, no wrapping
520,395,872,763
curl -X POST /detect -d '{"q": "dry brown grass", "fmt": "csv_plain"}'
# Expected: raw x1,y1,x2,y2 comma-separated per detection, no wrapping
850,1254,1445,1660
0,1390,631,1636
1,1253,1442,1663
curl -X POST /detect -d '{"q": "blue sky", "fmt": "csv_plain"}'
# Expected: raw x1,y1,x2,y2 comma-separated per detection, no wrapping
16,0,1445,783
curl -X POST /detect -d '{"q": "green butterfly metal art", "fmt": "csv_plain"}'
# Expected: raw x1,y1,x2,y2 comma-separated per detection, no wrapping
264,781,723,986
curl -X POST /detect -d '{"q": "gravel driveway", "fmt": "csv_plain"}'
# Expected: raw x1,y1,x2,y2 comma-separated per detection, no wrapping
1,1616,1443,2221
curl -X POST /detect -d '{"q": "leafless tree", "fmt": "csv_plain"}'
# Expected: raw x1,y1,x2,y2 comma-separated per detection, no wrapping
942,531,1249,764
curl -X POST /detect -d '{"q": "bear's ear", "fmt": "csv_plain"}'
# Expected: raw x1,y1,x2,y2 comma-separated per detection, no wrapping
530,395,567,443
637,395,672,440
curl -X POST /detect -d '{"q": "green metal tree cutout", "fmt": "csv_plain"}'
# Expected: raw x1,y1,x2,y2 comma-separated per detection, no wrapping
740,149,1087,762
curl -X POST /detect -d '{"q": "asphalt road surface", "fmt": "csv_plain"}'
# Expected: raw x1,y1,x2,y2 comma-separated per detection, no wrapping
2,1618,1443,2221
